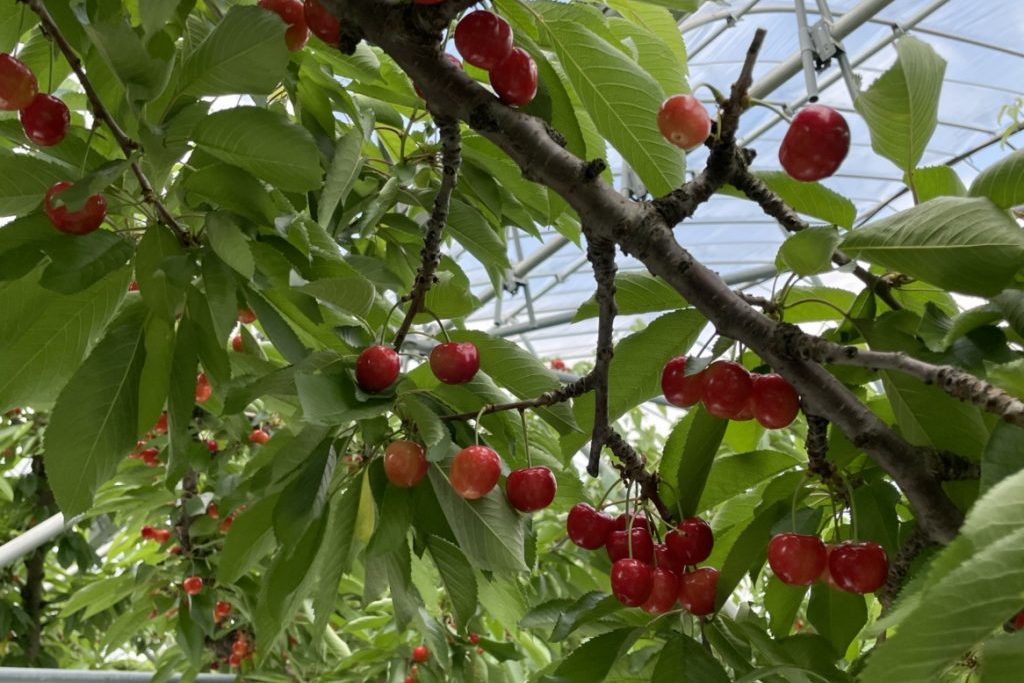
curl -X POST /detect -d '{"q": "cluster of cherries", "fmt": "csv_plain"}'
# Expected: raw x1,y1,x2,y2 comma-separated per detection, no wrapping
568,506,720,615
661,356,800,429
355,339,482,394
768,533,889,594
257,0,342,51
140,525,173,544
0,54,108,235
225,630,255,670
453,10,538,107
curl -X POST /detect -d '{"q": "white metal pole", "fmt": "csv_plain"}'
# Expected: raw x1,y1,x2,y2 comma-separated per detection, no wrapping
0,513,82,569
0,670,234,682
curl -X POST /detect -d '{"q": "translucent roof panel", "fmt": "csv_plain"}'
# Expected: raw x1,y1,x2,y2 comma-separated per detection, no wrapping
463,0,1024,367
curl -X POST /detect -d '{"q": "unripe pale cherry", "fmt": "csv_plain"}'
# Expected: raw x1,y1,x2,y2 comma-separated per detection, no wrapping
658,94,711,150
450,445,502,500
384,440,429,488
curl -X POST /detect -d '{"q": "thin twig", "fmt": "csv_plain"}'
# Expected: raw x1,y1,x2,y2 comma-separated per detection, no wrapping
22,0,193,247
804,412,848,505
585,233,617,476
393,117,461,349
439,374,593,422
603,428,674,523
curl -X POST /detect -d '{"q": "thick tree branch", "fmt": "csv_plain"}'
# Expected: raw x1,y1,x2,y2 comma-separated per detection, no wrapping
878,526,933,610
584,233,617,476
804,413,849,506
781,330,1024,428
326,1,965,543
19,458,55,665
393,117,461,349
602,428,674,523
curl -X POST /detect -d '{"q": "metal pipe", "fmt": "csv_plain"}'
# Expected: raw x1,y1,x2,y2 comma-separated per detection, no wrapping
0,669,233,682
688,0,763,59
499,254,589,323
815,0,861,101
0,513,82,569
793,0,819,102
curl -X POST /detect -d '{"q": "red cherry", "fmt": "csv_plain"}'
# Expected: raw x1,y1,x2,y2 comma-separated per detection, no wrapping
612,513,650,533
1012,610,1024,631
454,11,514,71
43,181,107,235
231,335,244,352
779,104,850,182
384,440,429,488
141,525,156,540
566,503,614,550
701,361,752,419
610,558,654,607
140,448,161,467
154,412,168,435
505,466,556,512
642,567,681,615
678,567,719,616
206,439,219,454
412,645,430,663
828,541,888,594
665,517,713,566
0,54,38,111
489,47,537,107
356,345,400,393
605,527,655,565
654,543,683,573
304,0,341,46
469,633,481,645
228,654,242,668
153,528,172,544
767,533,827,586
259,0,310,51
20,93,70,146
657,94,711,151
238,307,257,324
183,576,204,596
220,516,235,533
195,372,213,403
207,502,220,520
817,544,843,590
429,342,480,384
168,544,182,556
550,359,567,371
128,280,140,291
732,401,754,421
249,429,271,445
661,357,705,408
750,373,800,429
450,445,501,500
215,600,232,621
415,52,462,98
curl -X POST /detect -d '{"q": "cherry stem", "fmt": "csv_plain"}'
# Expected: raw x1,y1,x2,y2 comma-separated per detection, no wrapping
382,296,408,346
596,478,622,509
518,409,532,468
473,405,487,446
790,476,804,532
424,308,451,343
625,482,634,560
842,475,859,540
749,98,793,122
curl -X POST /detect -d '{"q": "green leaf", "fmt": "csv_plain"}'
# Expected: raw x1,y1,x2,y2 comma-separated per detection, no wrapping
0,265,126,410
910,165,966,202
539,628,642,683
660,406,728,517
605,1,688,92
980,423,1024,494
179,6,290,97
318,127,365,228
446,200,511,274
427,467,526,572
176,599,205,670
298,276,377,321
725,171,857,228
217,495,279,585
994,289,1024,339
183,163,278,225
204,212,254,279
44,303,147,516
165,320,198,482
969,148,1024,209
550,592,621,642
697,451,799,513
137,316,174,435
806,584,867,657
573,272,688,321
52,159,131,212
716,501,787,608
398,394,446,449
80,16,172,102
776,227,841,277
365,486,412,559
841,197,1024,297
916,302,1002,352
313,482,364,636
295,372,392,425
852,480,901,556
136,225,188,321
39,231,133,295
428,537,478,629
980,631,1024,682
607,16,686,96
193,107,322,192
546,21,684,195
0,151,66,215
653,634,730,683
854,36,946,173
764,576,808,638
274,436,335,545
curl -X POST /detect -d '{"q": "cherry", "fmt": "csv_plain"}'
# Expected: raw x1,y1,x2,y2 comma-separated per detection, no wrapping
665,517,713,566
214,600,232,622
258,0,310,52
701,361,752,419
1012,610,1024,631
356,345,400,393
489,47,537,107
566,503,614,549
238,307,257,324
506,466,556,512
44,181,107,236
384,440,429,488
195,372,213,403
228,654,242,669
610,558,654,607
469,633,481,645
767,533,827,586
817,544,842,590
654,543,683,573
20,93,70,147
779,104,850,182
154,412,168,435
661,357,706,408
450,445,502,500
605,527,655,565
550,359,567,371
183,576,204,596
0,54,38,111
152,528,171,544
642,567,681,615
732,401,754,421
231,335,244,352
304,0,341,47
207,502,220,520
412,645,430,663
455,11,514,71
141,525,156,540
657,94,711,151
415,53,462,98
678,567,719,617
828,541,888,594
249,429,271,445
207,439,219,454
429,342,480,384
612,513,650,533
750,373,800,429
140,448,161,467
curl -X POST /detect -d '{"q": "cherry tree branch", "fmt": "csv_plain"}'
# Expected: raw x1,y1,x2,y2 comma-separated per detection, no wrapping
584,232,617,476
22,0,194,247
393,117,462,350
439,374,593,422
602,428,674,523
